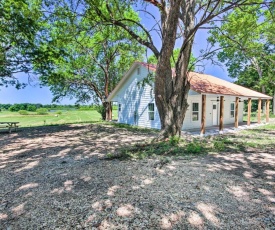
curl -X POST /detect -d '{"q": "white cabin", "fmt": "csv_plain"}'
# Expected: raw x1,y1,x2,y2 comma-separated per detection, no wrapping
107,62,272,133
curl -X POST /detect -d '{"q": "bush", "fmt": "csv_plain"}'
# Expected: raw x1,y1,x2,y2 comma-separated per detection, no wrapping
36,108,48,115
186,142,203,154
213,140,225,151
27,105,37,112
18,110,29,115
96,105,106,120
169,135,180,146
56,111,62,115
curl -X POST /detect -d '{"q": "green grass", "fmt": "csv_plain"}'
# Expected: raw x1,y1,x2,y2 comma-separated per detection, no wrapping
106,123,275,160
243,112,275,122
106,138,208,160
0,110,102,127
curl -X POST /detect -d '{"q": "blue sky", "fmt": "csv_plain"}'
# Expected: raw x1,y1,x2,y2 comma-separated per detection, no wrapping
0,4,232,105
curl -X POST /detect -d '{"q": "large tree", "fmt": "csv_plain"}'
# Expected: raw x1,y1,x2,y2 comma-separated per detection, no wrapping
208,4,275,113
0,0,49,88
35,0,144,120
87,0,274,138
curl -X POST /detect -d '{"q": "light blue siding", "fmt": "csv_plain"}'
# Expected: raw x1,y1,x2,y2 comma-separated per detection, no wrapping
112,66,161,129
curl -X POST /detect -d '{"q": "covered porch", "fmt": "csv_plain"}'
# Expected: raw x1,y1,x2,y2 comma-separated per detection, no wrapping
199,95,271,136
183,121,267,137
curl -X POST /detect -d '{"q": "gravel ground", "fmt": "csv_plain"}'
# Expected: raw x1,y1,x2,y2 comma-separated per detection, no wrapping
0,124,274,229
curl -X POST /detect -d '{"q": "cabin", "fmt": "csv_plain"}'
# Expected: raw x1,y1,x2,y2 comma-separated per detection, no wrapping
107,62,272,135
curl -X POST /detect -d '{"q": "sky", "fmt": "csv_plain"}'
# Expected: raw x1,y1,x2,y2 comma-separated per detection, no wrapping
0,3,232,105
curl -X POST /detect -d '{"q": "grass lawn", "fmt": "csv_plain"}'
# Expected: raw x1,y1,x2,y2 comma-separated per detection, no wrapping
0,110,103,127
107,123,275,159
243,111,275,122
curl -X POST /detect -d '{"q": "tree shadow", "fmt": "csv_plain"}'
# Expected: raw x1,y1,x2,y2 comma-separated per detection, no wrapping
0,124,274,229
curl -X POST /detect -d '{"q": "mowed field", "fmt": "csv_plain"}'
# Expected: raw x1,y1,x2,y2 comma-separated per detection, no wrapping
0,110,112,127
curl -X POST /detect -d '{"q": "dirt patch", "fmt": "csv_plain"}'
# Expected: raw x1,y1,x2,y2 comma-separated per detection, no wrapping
0,124,274,229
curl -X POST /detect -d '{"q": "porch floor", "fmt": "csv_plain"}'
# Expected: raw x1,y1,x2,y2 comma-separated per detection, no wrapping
182,121,268,137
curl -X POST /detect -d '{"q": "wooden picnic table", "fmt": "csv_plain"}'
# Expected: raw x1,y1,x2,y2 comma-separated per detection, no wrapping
0,122,20,133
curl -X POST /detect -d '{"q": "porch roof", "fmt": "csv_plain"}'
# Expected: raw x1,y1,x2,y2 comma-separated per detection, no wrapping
188,72,272,99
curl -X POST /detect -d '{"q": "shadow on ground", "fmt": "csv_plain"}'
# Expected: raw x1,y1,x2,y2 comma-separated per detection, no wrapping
0,124,274,229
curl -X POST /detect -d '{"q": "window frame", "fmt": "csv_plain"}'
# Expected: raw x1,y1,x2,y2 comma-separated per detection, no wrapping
191,102,200,122
230,102,235,118
148,103,155,121
137,67,140,75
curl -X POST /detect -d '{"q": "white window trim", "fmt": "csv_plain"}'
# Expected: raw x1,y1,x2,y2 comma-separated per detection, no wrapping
191,101,200,122
230,102,235,118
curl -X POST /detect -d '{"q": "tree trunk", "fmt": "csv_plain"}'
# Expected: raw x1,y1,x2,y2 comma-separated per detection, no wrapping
104,101,112,121
153,0,195,139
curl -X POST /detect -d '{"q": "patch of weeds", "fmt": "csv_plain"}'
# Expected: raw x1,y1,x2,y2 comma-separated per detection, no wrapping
106,152,114,159
154,156,172,168
185,141,204,154
169,135,180,146
244,142,259,148
109,122,157,133
213,140,225,151
212,137,234,152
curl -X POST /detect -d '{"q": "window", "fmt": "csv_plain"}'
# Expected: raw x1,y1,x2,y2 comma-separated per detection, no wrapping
230,103,235,118
192,102,199,121
118,104,121,112
134,110,138,124
148,103,154,120
137,67,140,75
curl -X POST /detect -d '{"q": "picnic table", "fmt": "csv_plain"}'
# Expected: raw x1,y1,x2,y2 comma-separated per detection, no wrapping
0,122,20,133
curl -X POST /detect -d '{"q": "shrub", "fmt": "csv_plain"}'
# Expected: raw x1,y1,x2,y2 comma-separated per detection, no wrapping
56,111,62,115
96,105,106,120
27,105,37,112
169,136,180,146
36,108,48,115
18,110,29,115
213,140,225,151
186,142,203,154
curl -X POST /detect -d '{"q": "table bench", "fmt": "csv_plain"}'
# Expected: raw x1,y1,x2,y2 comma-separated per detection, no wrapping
0,122,20,133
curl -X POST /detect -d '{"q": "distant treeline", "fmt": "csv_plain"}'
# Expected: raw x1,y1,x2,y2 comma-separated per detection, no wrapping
0,103,117,112
0,103,96,112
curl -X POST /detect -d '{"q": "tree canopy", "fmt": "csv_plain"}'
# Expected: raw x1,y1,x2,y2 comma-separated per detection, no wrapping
35,0,145,119
208,4,275,94
0,0,43,88
87,0,275,137
2,0,275,134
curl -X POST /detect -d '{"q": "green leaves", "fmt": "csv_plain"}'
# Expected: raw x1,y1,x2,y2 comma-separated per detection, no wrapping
208,3,275,94
34,0,145,104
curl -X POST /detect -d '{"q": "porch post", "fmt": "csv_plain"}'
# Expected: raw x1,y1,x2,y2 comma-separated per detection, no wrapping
257,99,261,124
247,98,252,126
219,96,224,133
266,99,270,123
200,95,206,136
235,97,239,128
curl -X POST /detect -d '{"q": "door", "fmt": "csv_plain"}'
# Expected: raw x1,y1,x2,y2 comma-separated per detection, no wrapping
212,103,218,125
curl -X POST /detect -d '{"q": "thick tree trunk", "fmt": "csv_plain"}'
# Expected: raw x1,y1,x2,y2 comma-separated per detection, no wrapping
154,0,195,139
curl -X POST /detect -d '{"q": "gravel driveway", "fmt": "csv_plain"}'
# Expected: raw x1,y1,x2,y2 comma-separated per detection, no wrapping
0,124,274,229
